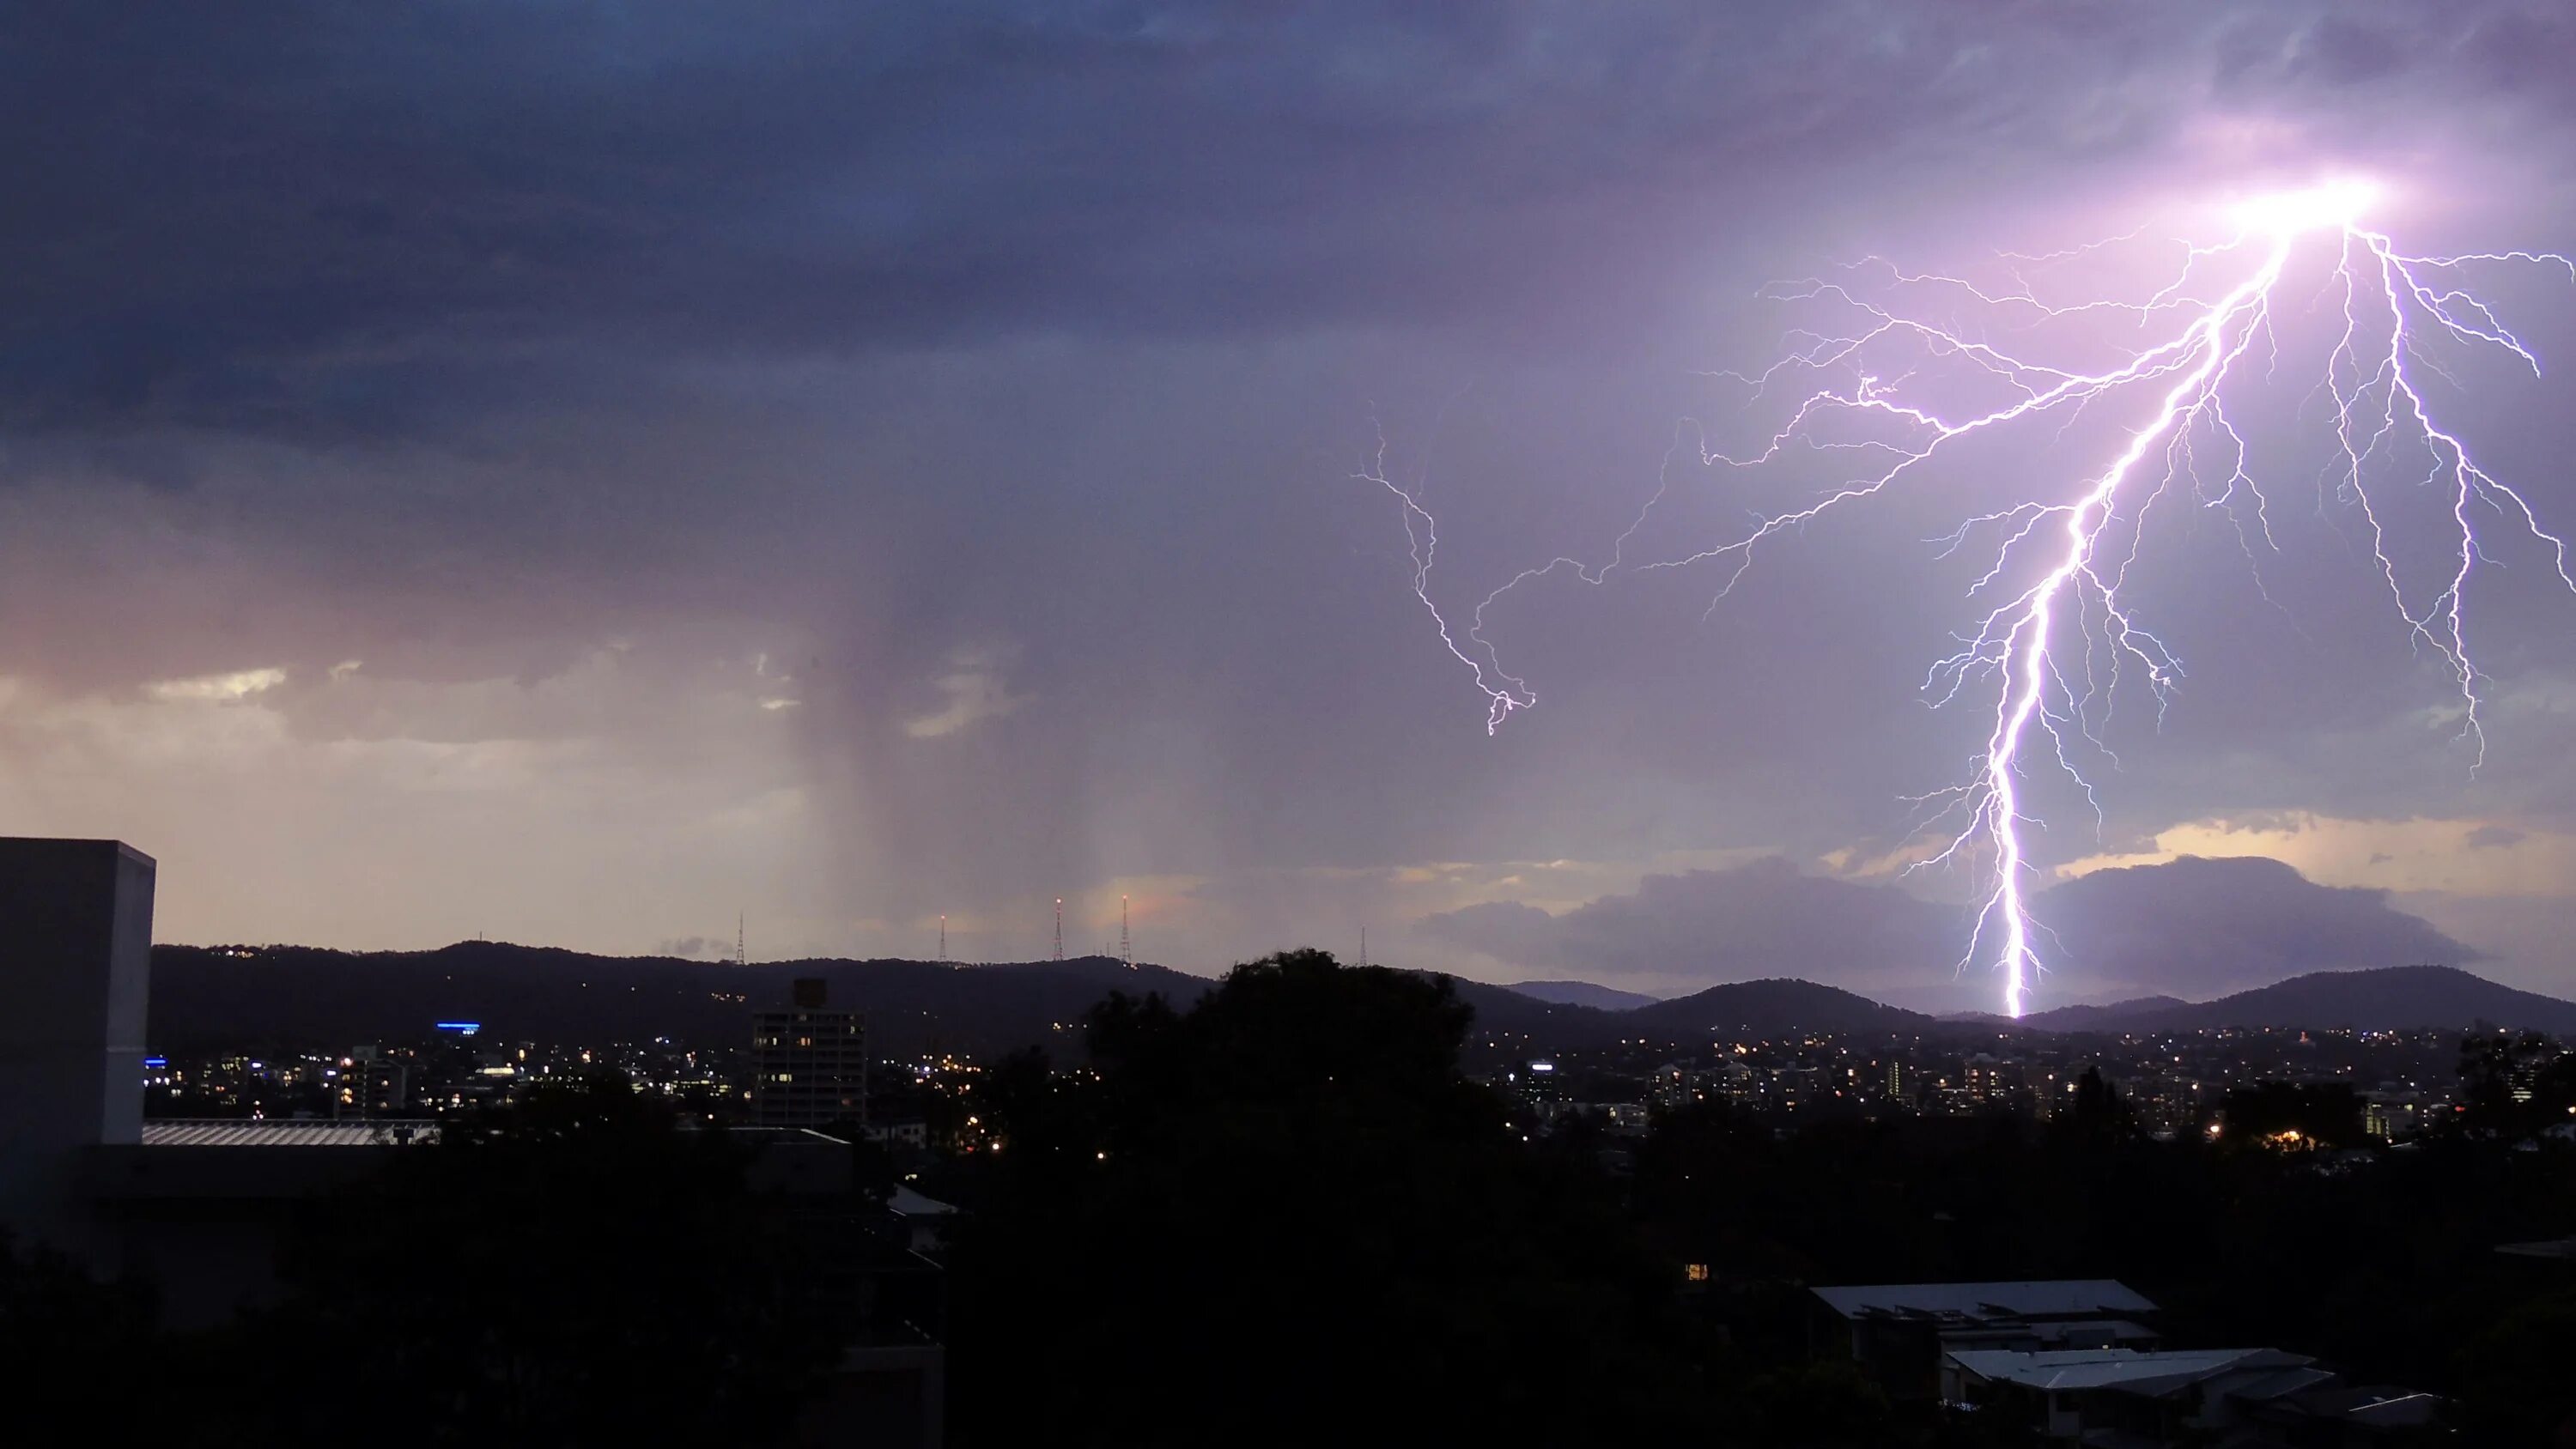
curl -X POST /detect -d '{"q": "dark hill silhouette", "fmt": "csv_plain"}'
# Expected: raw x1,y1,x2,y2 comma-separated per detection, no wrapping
148,943,1962,1058
1622,977,1935,1038
1504,979,1661,1011
147,941,1220,1058
1384,969,1623,1049
2021,995,2190,1032
149,942,1635,1060
2030,966,2576,1034
161,946,2555,1058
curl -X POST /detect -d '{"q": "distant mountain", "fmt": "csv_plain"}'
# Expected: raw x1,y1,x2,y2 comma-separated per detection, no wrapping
1396,971,1624,1051
2022,996,2190,1033
1504,979,1661,1012
146,942,1644,1061
2032,967,2576,1035
145,942,1948,1060
1621,978,1935,1038
163,946,2549,1062
146,942,1219,1058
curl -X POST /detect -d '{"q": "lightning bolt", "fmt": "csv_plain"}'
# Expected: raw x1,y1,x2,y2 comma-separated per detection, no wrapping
1362,182,2576,1018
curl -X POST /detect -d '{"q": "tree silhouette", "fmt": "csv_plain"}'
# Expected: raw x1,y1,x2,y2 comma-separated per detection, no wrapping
2217,1081,2366,1149
2051,1066,2140,1150
233,1072,838,1446
943,949,1722,1446
0,1231,158,1421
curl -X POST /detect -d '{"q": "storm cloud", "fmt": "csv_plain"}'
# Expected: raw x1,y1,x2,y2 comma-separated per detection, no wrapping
5,3,2576,1005
1418,855,2481,1003
10,3,2576,436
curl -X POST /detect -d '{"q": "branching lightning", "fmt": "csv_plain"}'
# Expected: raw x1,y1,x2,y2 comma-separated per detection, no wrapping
1363,181,2576,1017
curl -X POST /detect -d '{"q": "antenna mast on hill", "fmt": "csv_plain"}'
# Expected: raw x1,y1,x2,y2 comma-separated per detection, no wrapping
939,913,948,964
737,912,745,967
1121,894,1133,969
1359,925,1367,968
1054,898,1064,962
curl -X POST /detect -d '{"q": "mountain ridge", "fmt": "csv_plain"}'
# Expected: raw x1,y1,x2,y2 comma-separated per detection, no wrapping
1504,979,1662,1011
2023,965,2576,1034
143,946,2576,1057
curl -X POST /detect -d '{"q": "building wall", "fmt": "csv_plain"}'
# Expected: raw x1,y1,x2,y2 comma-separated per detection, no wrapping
753,1009,867,1127
0,838,156,1258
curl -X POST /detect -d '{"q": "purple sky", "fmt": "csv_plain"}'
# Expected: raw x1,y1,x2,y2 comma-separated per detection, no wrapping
7,3,2576,1008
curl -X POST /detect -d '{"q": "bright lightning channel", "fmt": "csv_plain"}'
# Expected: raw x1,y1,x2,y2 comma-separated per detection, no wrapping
1364,180,2576,1018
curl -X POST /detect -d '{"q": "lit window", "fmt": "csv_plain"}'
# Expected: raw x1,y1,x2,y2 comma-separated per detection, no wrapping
1685,1264,1710,1282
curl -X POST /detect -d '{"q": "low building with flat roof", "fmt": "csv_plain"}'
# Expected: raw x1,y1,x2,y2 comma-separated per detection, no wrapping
1943,1346,2445,1446
1811,1280,2162,1396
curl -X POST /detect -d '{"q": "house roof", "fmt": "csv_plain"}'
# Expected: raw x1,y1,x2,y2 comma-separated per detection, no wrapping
889,1184,957,1217
2263,1387,2448,1428
2220,1367,2341,1402
1945,1347,2309,1397
1814,1280,2157,1322
139,1119,440,1147
2021,1319,2162,1345
2497,1235,2576,1259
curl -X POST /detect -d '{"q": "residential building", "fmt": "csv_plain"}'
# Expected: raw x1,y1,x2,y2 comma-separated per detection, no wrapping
1811,1280,2162,1397
1943,1345,2442,1446
754,979,867,1129
0,838,156,1261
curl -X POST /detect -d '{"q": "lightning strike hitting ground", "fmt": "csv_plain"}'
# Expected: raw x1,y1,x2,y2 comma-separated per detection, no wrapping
1364,182,2576,1017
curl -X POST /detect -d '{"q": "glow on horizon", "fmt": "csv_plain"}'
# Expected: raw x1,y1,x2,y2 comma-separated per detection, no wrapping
1365,178,2576,1018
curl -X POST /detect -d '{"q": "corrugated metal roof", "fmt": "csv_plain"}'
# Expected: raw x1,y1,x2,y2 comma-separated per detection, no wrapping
2497,1235,2576,1258
2023,1318,2162,1345
2221,1367,2340,1402
889,1185,957,1216
141,1119,440,1148
1947,1348,2307,1395
1814,1279,2157,1320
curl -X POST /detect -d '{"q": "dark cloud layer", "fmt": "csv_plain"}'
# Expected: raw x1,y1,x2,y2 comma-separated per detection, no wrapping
1419,859,1955,988
11,2,2576,437
3,4,2573,996
1419,856,2480,1001
2038,857,2482,997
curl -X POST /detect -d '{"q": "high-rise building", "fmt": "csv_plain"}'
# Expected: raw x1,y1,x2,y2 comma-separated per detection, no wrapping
0,838,155,1252
353,1045,410,1116
752,978,866,1128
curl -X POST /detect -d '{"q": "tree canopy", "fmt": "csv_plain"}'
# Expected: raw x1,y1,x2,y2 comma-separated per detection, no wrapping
941,949,1720,1446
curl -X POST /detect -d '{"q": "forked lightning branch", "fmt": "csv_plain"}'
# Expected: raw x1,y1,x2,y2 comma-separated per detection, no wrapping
1366,181,2576,1018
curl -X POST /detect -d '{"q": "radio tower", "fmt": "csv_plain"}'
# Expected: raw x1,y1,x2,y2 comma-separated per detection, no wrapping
1054,898,1064,962
736,912,745,967
1120,894,1133,969
938,913,947,964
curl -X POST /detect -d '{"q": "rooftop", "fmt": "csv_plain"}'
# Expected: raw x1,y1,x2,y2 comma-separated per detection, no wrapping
889,1185,957,1218
2497,1235,2576,1259
1947,1347,2310,1397
1814,1279,2157,1323
140,1119,440,1148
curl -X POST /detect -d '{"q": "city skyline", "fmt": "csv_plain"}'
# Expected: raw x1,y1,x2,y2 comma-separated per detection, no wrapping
9,7,2576,1010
